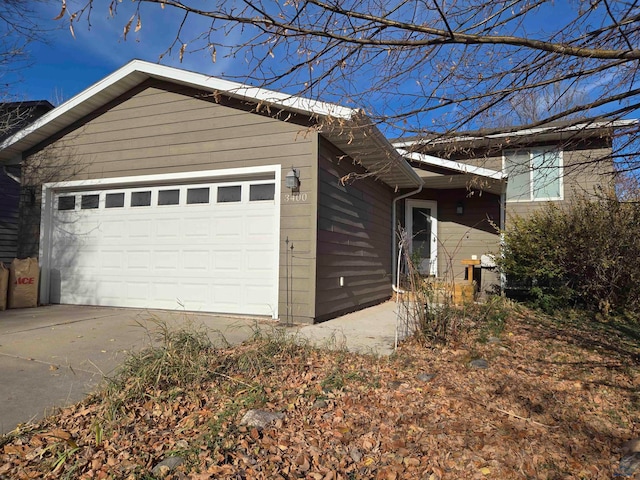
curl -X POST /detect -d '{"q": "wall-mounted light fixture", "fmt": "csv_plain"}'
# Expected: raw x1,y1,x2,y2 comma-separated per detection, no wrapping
456,201,464,216
285,167,300,191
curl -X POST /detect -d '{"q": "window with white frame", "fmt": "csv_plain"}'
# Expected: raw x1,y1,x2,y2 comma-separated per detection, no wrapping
504,148,563,201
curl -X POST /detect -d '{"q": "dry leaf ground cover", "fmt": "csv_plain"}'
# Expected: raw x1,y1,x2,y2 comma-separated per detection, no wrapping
1,305,640,479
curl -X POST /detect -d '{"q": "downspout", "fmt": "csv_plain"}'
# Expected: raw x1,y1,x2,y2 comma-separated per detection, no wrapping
391,183,423,284
499,179,507,292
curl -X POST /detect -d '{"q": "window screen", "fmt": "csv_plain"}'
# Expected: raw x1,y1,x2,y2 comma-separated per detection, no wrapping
532,150,561,199
217,186,241,203
504,151,531,201
505,149,562,201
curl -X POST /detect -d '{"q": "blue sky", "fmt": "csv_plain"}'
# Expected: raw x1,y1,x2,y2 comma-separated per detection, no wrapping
7,1,244,104
5,0,634,137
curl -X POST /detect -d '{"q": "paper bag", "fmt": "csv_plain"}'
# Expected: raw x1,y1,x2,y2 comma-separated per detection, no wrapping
8,257,39,309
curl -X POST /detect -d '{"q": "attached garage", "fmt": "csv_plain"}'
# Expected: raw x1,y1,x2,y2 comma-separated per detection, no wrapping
41,167,280,317
0,60,422,323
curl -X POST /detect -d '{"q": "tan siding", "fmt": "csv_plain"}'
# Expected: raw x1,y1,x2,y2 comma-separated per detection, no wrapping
401,189,500,282
424,140,614,225
23,81,319,323
315,139,394,321
506,145,613,221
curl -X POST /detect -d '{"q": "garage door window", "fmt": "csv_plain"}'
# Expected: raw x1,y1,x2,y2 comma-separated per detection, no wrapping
158,189,180,206
217,186,241,203
131,191,151,207
250,184,275,201
81,194,99,209
105,193,125,208
58,196,75,211
187,187,209,204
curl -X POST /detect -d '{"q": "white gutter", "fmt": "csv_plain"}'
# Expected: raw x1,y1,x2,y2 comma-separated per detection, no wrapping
391,184,424,285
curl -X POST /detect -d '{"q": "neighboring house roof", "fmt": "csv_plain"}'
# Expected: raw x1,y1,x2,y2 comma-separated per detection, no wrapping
0,100,55,142
0,60,422,189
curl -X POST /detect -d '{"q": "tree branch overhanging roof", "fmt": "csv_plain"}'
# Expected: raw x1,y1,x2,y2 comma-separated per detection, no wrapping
0,60,422,189
393,119,639,152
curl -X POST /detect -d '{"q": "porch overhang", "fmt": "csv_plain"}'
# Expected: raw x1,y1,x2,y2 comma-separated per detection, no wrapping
398,149,506,194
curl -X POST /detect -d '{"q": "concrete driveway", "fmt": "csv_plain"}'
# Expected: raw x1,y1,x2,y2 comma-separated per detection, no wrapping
0,305,271,435
0,301,399,435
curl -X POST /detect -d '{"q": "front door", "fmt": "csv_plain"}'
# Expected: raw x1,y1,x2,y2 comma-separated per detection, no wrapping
406,200,437,276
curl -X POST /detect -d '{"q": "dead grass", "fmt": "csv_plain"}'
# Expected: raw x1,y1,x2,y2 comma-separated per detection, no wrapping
1,307,639,479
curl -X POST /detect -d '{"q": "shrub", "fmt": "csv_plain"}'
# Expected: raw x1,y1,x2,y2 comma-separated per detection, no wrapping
499,193,640,315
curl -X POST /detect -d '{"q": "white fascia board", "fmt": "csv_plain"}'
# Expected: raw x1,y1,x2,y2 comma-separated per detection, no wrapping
136,61,357,119
0,59,357,155
0,62,144,153
398,149,505,180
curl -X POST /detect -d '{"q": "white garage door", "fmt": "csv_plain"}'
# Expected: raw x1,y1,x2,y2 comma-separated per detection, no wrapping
44,175,279,317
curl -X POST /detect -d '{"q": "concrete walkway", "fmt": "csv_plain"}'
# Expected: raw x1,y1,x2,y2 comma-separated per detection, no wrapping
0,301,398,435
294,301,398,355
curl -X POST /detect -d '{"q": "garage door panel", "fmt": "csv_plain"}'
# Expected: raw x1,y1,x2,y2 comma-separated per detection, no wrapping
183,250,210,271
180,282,210,308
100,250,124,269
125,280,152,302
48,177,278,316
215,251,244,271
153,250,180,271
212,284,242,306
183,217,212,237
126,251,152,270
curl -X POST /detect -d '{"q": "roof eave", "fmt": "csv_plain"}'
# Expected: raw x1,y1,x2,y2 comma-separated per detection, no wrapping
0,59,358,163
394,119,639,151
323,114,424,190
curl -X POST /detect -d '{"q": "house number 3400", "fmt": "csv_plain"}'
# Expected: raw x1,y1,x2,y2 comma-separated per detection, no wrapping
285,193,308,202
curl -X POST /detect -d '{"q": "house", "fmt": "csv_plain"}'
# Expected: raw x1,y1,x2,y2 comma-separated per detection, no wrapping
0,101,54,264
392,121,631,291
0,60,627,321
0,60,422,323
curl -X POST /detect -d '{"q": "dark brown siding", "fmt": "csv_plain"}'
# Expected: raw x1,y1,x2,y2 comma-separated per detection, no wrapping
315,138,394,321
21,81,319,323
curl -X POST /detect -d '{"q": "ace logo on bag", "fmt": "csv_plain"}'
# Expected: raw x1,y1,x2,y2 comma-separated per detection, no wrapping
8,257,39,309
